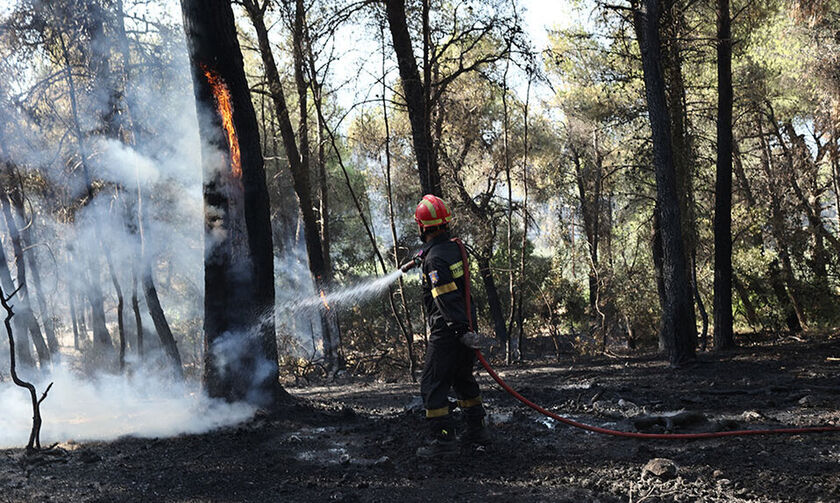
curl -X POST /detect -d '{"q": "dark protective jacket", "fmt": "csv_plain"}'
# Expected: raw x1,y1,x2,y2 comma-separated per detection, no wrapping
420,232,477,338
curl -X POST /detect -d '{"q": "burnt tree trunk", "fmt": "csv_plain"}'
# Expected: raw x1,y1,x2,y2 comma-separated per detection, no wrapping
1,285,52,452
651,206,666,352
713,0,735,350
384,0,441,196
634,0,696,366
517,79,531,359
661,0,698,337
180,0,285,406
241,0,341,370
142,269,183,377
502,59,515,364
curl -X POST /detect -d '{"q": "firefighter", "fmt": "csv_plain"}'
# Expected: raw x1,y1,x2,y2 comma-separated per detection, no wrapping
408,194,489,458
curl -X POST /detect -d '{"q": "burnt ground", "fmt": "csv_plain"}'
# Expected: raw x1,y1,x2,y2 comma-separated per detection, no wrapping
1,332,839,503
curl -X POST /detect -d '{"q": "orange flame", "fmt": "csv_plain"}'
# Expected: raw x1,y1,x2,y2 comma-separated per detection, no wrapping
319,290,331,311
203,66,242,178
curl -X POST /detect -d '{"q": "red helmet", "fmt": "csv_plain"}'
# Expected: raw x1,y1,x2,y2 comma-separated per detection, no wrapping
414,194,453,232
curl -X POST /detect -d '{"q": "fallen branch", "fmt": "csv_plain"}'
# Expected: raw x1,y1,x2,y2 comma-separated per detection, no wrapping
1,285,52,452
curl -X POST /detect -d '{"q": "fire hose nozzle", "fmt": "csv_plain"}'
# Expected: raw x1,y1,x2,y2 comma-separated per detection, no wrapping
400,254,423,273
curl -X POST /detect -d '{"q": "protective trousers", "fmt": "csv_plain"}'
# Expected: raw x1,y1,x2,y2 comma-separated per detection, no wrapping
420,333,486,428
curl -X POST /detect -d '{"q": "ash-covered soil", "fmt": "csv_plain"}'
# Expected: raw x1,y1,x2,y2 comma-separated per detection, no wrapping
2,333,839,502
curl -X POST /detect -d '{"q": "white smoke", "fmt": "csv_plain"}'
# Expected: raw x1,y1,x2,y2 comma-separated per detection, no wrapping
274,242,324,359
0,0,263,448
0,364,255,449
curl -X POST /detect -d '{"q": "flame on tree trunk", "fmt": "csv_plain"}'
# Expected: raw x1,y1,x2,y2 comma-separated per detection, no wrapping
180,0,285,407
203,65,242,179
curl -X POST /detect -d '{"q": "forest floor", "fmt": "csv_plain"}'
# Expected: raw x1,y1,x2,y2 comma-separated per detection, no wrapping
1,332,839,502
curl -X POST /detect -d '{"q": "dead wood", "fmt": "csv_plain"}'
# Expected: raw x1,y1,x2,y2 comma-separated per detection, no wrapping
1,284,53,452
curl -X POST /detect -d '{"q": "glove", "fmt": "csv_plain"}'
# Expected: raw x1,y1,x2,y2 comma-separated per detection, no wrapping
399,253,423,273
459,331,493,351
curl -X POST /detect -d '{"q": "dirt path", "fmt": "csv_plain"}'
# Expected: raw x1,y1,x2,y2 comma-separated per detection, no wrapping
1,333,838,502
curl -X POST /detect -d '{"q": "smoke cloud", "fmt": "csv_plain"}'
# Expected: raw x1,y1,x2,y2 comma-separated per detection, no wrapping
0,364,255,449
0,0,262,447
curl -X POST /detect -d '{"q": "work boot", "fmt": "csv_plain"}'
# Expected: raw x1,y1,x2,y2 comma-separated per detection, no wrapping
460,405,490,445
416,416,457,458
460,415,491,446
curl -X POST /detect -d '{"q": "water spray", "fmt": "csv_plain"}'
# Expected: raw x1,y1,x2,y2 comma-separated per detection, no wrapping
284,268,408,314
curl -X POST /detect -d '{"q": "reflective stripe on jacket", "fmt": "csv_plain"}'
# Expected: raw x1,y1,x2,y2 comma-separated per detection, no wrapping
420,232,476,337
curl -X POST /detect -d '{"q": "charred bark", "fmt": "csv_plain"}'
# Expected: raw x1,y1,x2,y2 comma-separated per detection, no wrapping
634,0,696,365
713,0,735,350
181,0,285,406
661,0,698,335
1,285,52,452
142,268,183,377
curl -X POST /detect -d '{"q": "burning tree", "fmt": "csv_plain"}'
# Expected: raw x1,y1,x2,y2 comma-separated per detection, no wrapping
180,0,286,406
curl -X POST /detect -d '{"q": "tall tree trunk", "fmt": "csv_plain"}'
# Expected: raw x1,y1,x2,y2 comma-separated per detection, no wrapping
0,143,59,361
661,0,698,336
571,147,599,320
758,121,807,332
241,0,341,370
516,78,532,360
1,192,50,368
88,3,133,370
181,0,285,406
69,286,80,351
384,0,441,196
142,263,183,376
113,0,182,372
3,164,61,361
0,219,35,369
381,24,416,379
652,207,667,352
502,58,514,365
57,31,114,357
478,251,509,353
634,0,696,365
131,266,143,358
713,0,735,350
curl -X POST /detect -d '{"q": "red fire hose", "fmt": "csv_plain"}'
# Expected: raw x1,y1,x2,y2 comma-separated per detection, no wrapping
451,237,840,440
